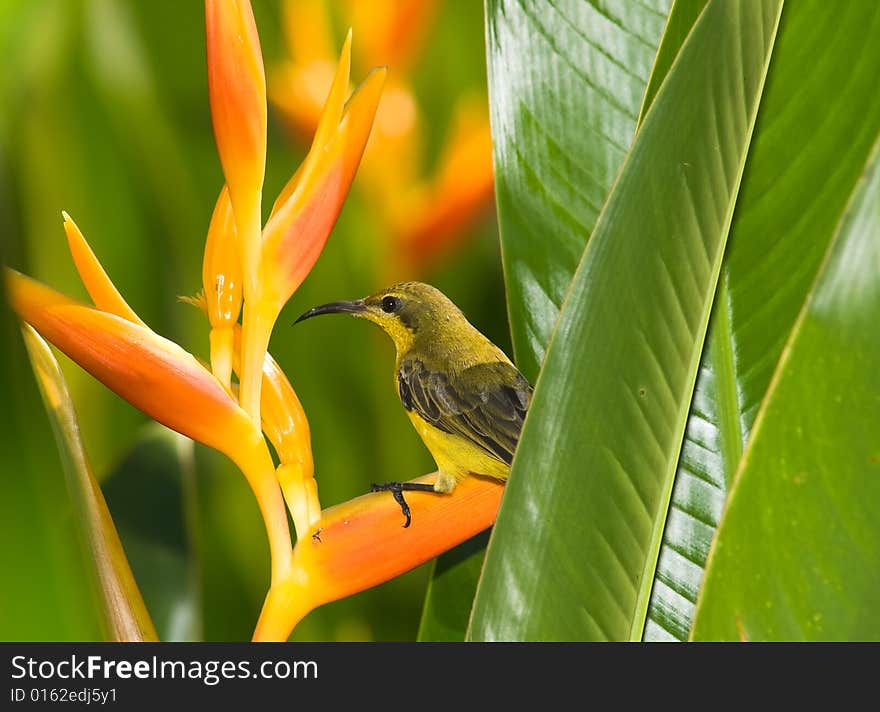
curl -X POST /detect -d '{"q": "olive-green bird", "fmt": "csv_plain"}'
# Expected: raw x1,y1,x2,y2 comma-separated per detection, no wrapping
295,282,532,527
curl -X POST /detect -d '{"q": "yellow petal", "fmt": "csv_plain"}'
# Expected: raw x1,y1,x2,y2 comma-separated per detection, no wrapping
311,29,352,151
202,185,243,329
202,186,243,390
62,212,146,327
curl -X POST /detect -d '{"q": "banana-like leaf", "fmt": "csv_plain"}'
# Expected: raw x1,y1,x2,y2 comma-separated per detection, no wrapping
468,0,783,641
417,0,676,643
691,137,880,641
488,0,673,382
101,425,202,641
22,326,157,641
644,1,880,640
636,0,708,127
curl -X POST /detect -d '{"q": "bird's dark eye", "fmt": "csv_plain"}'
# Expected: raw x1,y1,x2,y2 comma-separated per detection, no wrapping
381,295,402,314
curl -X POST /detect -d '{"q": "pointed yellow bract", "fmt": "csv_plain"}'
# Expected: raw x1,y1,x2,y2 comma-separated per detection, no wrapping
261,62,386,308
63,213,146,327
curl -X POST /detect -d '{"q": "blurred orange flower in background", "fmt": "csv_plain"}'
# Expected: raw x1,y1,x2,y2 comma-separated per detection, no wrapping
271,0,495,275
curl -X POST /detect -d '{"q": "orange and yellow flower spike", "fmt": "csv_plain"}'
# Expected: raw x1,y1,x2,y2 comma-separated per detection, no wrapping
202,186,243,392
254,475,503,641
6,269,292,585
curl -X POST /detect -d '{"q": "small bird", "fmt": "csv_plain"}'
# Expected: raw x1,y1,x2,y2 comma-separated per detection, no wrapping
295,282,532,527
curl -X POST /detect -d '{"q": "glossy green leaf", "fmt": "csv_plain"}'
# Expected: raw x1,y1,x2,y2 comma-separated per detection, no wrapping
636,0,708,128
101,425,202,642
469,0,782,641
691,137,880,641
22,326,157,641
488,0,673,382
417,531,489,641
644,1,880,640
417,0,677,644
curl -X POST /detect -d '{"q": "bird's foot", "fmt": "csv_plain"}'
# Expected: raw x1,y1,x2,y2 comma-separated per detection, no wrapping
370,481,436,528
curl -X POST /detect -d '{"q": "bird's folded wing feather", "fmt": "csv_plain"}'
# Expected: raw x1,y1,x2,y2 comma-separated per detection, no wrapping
397,358,532,465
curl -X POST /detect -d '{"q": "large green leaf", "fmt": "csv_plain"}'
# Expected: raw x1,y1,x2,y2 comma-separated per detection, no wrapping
22,326,157,641
488,0,673,381
636,0,708,127
691,137,880,641
468,0,782,641
417,0,676,643
644,1,880,640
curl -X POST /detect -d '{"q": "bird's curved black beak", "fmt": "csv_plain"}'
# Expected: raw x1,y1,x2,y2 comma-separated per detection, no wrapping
294,299,366,324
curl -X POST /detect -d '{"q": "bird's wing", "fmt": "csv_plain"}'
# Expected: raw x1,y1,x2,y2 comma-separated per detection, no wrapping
397,358,532,465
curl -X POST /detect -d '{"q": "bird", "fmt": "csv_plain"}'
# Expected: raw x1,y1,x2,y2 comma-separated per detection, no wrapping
295,281,533,527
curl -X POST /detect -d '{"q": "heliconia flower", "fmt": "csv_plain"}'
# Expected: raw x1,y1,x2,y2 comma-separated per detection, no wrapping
253,475,504,641
201,185,242,392
5,230,292,585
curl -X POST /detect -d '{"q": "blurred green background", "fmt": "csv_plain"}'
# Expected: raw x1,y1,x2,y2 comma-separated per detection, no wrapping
0,0,507,641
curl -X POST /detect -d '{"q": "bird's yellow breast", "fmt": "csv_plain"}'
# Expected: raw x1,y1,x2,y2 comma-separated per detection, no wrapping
406,410,510,493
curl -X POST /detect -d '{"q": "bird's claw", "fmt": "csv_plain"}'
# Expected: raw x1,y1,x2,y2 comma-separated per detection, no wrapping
371,481,412,528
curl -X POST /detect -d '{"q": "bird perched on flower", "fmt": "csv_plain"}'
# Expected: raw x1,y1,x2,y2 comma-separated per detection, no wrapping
296,282,532,526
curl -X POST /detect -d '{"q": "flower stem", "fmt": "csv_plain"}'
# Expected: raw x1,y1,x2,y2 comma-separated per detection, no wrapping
239,297,274,425
233,434,293,586
209,325,234,393
252,568,314,642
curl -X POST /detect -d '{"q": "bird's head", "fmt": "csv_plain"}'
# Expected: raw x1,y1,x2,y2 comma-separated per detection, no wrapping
294,281,465,354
